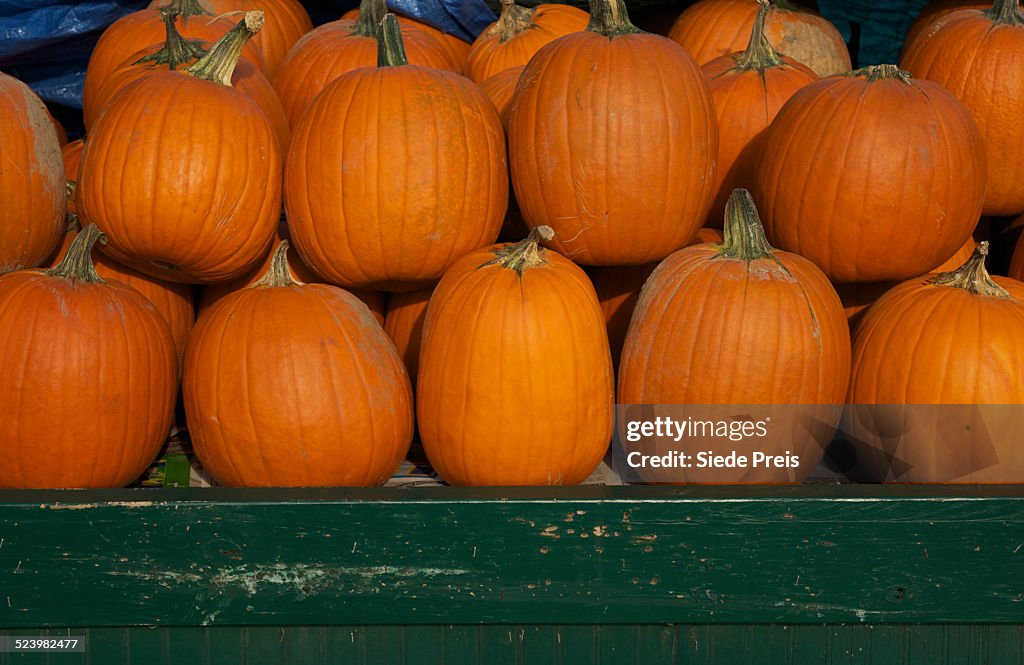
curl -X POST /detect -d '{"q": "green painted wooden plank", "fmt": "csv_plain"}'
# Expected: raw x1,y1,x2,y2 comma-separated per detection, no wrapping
0,486,1022,627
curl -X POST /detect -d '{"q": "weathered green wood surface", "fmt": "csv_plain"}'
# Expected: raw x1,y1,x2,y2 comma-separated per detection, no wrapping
0,624,1022,664
0,486,1021,628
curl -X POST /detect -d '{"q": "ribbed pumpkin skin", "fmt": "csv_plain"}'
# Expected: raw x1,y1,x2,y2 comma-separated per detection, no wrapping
83,9,265,117
0,73,64,274
341,9,469,71
418,242,614,486
0,267,177,488
701,54,816,225
902,0,1014,57
78,73,282,284
508,32,718,266
466,4,590,83
183,279,413,487
87,44,290,150
286,66,507,291
901,9,1024,216
383,287,432,387
480,65,524,127
272,19,456,127
668,0,851,76
847,271,1024,482
753,71,986,283
61,139,85,219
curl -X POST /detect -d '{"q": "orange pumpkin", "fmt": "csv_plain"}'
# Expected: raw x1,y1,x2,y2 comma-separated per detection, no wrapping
753,65,986,283
479,66,524,128
507,0,717,266
83,0,266,116
149,0,314,76
668,0,851,76
183,242,413,487
465,0,589,84
61,139,85,219
0,72,64,274
48,113,68,146
618,190,850,482
341,7,470,72
701,0,817,226
78,13,282,284
86,13,290,149
383,287,433,387
902,0,1019,56
418,227,614,486
0,226,177,488
273,0,458,127
285,15,507,291
846,243,1024,482
901,0,1024,216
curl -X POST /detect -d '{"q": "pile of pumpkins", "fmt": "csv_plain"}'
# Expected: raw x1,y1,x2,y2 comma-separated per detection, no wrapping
1,0,1023,488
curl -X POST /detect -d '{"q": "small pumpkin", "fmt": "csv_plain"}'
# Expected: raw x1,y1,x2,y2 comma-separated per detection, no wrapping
465,0,589,83
753,65,986,283
479,65,524,128
183,242,413,487
0,72,65,274
383,287,433,387
668,0,851,76
0,225,177,488
418,226,614,486
508,0,718,266
901,0,1024,216
78,12,282,284
285,15,507,291
846,242,1024,482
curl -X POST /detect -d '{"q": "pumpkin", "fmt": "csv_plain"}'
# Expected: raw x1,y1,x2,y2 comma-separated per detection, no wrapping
902,0,1019,57
183,241,413,487
49,113,68,147
273,0,458,127
0,225,177,488
61,139,85,221
618,190,849,483
78,12,282,284
480,66,524,128
901,0,1024,216
465,0,589,84
846,242,1024,482
418,226,614,486
85,12,290,149
700,0,817,226
149,0,314,76
285,15,507,291
83,0,266,117
753,65,986,283
0,72,65,274
341,7,471,72
507,0,717,266
668,0,851,76
383,287,433,387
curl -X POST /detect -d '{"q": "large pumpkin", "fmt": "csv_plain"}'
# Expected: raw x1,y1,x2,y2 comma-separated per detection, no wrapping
701,0,817,225
78,12,282,284
753,65,986,283
668,0,851,76
285,15,507,291
340,6,469,72
183,242,413,487
272,0,457,127
618,190,850,483
465,0,589,84
846,243,1024,482
0,226,177,488
0,72,65,274
901,0,1024,216
418,227,614,486
507,0,718,266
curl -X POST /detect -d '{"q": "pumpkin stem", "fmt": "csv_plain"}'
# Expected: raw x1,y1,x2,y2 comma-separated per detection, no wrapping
253,240,304,288
732,0,783,70
378,14,409,67
718,189,776,261
184,10,263,86
987,0,1024,25
44,223,105,284
489,0,537,42
491,226,555,275
587,0,642,37
152,0,213,23
845,63,913,83
928,242,1011,298
354,0,388,38
134,8,208,69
